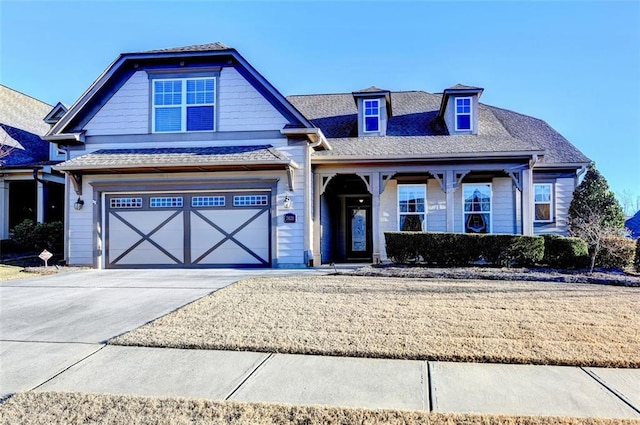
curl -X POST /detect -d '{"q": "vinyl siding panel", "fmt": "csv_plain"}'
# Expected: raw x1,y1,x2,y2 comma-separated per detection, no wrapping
67,179,96,266
218,67,289,132
534,177,575,235
426,179,446,232
492,177,515,234
378,179,397,261
84,71,149,136
83,67,290,137
275,145,306,266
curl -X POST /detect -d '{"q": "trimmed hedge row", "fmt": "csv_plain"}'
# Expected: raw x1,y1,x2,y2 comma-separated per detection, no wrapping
542,234,589,269
384,232,544,267
384,231,636,269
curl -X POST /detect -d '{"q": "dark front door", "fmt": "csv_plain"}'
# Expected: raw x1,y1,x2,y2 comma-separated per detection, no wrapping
346,204,372,261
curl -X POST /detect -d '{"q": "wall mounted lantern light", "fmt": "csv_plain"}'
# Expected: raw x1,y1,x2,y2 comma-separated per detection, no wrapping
74,197,85,210
283,194,292,209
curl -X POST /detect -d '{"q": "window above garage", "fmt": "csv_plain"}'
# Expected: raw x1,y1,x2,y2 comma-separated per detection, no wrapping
152,77,216,133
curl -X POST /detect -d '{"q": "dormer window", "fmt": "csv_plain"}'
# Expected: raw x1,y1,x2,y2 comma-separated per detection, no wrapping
152,77,215,133
363,99,380,133
455,97,472,131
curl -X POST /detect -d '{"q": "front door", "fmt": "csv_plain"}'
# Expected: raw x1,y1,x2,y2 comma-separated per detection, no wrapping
346,204,372,261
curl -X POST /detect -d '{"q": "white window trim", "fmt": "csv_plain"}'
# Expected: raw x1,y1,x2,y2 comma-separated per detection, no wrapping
363,99,380,133
152,77,216,133
454,96,473,132
397,183,427,231
462,183,492,234
533,183,554,223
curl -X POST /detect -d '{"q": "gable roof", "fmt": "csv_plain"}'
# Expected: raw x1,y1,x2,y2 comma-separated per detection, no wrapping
0,85,53,167
47,43,315,139
287,90,589,165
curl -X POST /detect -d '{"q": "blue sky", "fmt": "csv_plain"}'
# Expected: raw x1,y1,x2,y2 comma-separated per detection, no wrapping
1,1,639,207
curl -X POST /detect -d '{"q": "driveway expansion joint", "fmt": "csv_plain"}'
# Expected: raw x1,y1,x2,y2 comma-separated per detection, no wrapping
225,352,274,401
581,367,640,415
426,361,434,412
28,344,106,392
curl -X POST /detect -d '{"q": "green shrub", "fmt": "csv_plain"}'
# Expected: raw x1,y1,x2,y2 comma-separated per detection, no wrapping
542,234,589,269
10,219,63,254
384,232,420,264
385,232,543,267
635,238,640,272
478,234,544,267
595,236,635,269
418,232,480,266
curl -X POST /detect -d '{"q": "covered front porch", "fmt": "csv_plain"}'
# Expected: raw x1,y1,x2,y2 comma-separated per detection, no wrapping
312,160,536,265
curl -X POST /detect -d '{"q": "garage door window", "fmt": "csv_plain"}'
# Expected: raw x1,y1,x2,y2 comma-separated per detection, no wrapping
110,197,143,209
150,197,183,208
192,196,225,207
233,195,268,206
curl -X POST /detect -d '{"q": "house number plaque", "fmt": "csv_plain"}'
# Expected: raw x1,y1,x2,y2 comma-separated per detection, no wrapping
284,213,296,223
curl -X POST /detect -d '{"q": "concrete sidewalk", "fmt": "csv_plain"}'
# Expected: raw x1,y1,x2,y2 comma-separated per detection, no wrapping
18,344,640,420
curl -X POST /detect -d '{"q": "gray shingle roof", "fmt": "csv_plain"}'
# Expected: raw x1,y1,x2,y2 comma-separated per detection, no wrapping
0,85,53,167
54,145,295,171
287,90,589,164
445,84,483,91
353,86,389,93
135,42,232,54
488,105,590,164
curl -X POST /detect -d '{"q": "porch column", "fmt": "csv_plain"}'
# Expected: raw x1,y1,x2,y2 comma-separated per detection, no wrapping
312,172,322,266
371,172,381,263
521,168,533,235
36,178,44,223
445,170,455,232
0,180,8,239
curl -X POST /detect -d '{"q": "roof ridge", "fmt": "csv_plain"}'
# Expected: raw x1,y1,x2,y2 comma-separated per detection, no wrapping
286,90,435,98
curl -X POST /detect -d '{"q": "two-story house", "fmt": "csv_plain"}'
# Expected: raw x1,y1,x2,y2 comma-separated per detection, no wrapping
47,43,590,268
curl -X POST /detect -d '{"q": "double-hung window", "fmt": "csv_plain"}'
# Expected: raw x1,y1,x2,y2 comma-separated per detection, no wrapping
363,99,380,132
398,184,426,231
463,183,491,233
153,77,215,132
534,183,553,222
455,97,472,131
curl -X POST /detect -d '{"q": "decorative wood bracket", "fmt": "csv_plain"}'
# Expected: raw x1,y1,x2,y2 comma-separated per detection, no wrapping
429,171,446,192
355,173,372,194
453,170,470,190
380,173,397,194
69,172,82,195
505,168,523,191
320,173,337,195
286,166,295,191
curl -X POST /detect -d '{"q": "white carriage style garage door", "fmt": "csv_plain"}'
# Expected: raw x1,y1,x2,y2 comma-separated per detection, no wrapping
105,191,271,268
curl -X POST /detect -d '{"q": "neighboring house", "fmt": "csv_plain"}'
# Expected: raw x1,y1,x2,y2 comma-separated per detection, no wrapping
626,211,640,239
0,85,66,240
47,43,590,268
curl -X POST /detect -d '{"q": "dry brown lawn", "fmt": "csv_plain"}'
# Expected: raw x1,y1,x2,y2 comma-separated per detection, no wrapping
111,276,640,367
0,265,32,281
1,392,637,425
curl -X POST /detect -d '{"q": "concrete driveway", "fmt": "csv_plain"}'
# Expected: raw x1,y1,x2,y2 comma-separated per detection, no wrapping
0,268,322,396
